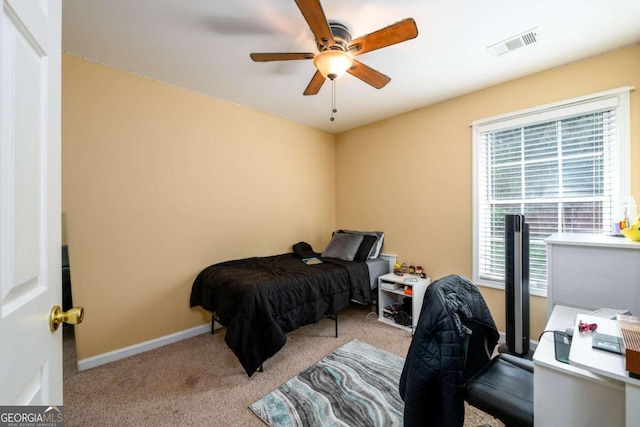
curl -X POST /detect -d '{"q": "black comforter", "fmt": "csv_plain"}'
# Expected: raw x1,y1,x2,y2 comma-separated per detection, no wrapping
190,253,371,376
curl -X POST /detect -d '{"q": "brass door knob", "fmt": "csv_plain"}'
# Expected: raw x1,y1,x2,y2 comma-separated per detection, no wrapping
49,305,84,332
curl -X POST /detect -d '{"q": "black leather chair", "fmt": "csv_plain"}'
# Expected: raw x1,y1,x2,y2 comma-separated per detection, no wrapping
461,302,534,427
463,353,533,427
399,274,533,427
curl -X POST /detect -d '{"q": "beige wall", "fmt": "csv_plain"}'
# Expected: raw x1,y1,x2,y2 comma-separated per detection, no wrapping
336,44,640,339
62,54,336,360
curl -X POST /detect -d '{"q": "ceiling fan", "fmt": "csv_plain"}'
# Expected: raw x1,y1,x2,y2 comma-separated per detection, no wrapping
250,0,418,96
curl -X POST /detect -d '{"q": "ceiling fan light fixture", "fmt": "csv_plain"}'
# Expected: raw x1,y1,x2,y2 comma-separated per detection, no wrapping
313,50,353,80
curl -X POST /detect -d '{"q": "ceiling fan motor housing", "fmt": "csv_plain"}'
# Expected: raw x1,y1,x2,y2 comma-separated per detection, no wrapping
317,21,352,52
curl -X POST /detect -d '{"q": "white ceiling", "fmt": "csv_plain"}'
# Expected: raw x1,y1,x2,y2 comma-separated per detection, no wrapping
62,0,640,134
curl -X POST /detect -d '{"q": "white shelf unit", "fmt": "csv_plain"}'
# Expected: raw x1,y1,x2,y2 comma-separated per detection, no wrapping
377,273,430,333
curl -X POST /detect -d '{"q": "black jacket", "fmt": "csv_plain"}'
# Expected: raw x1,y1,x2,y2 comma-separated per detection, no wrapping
399,275,499,427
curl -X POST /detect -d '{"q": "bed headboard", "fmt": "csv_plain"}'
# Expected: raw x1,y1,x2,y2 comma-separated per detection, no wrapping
379,253,397,274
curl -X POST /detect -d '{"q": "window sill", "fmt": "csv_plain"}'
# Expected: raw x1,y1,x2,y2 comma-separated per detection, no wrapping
474,279,547,298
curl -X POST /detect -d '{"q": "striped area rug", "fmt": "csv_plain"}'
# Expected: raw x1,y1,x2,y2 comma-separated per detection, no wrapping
249,339,405,426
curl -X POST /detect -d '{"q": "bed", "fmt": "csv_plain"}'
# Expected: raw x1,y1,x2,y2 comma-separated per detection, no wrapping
189,230,391,376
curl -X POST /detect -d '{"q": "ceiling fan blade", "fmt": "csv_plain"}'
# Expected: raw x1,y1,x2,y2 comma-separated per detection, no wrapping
295,0,335,49
250,52,315,62
348,18,418,56
347,60,391,89
303,70,326,95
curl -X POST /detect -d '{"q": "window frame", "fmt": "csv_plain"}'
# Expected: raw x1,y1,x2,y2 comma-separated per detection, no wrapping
472,87,632,296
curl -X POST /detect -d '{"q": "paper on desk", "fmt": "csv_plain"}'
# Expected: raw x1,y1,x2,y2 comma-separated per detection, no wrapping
585,308,631,320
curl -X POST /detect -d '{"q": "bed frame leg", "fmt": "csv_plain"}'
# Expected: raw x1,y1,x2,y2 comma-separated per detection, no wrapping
211,316,215,334
324,313,339,337
258,364,263,373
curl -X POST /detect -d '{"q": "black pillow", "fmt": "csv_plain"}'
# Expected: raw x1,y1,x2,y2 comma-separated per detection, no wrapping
353,234,377,261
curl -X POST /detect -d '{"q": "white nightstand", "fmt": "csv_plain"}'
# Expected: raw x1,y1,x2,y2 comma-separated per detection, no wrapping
377,273,430,333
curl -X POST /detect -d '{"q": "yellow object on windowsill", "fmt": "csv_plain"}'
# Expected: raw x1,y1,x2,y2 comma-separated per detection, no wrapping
621,217,640,242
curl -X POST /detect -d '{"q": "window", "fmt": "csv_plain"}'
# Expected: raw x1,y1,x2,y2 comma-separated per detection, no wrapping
472,87,631,296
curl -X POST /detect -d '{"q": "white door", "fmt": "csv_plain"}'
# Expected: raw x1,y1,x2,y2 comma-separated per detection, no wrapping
0,0,62,404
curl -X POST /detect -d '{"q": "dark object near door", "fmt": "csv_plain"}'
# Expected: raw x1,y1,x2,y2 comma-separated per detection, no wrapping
62,245,73,312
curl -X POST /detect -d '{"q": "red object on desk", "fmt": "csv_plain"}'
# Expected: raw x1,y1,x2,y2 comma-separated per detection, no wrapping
578,321,598,332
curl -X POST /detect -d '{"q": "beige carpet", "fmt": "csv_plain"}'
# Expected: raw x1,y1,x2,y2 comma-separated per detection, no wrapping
63,304,504,426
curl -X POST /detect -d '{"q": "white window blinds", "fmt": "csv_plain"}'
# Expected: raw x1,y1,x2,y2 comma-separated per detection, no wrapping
472,87,631,295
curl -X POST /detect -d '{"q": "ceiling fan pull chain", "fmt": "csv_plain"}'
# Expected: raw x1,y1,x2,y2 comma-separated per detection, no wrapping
330,79,337,121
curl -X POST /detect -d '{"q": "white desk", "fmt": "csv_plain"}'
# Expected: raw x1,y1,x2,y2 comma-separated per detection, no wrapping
569,314,640,427
533,305,625,427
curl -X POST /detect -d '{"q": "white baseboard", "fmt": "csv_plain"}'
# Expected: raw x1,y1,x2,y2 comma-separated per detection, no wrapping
77,323,211,372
